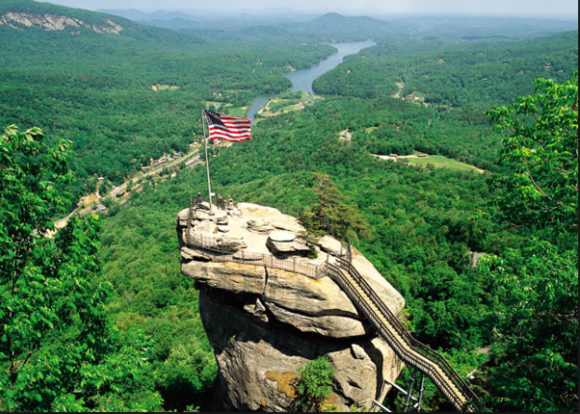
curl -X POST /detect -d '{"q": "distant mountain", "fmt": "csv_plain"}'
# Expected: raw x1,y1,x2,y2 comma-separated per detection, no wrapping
275,12,390,43
0,0,204,46
0,0,130,34
313,12,388,27
99,9,198,22
97,8,150,21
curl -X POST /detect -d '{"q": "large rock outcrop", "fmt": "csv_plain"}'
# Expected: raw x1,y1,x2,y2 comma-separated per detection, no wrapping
0,12,124,34
177,203,406,412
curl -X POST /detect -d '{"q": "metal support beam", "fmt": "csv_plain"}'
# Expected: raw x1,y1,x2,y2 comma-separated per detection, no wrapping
387,381,419,402
415,375,426,412
404,371,418,412
373,400,392,413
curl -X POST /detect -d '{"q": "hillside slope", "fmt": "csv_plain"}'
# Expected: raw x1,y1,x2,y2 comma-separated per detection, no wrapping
0,0,334,201
0,0,204,46
313,30,579,106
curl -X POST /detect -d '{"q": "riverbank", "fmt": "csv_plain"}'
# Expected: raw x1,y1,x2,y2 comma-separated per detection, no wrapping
248,40,377,122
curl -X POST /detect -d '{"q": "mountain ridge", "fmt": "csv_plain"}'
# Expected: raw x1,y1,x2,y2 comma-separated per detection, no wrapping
0,0,204,46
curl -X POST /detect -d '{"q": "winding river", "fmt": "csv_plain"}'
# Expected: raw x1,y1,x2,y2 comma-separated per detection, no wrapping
247,40,377,122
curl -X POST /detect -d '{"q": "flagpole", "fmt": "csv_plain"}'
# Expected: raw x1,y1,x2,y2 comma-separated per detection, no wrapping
201,108,214,214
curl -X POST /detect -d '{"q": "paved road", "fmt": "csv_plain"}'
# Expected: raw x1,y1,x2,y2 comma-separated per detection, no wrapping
110,149,201,198
51,148,201,236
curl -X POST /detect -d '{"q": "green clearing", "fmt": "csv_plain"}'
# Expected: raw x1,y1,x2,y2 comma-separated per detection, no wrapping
405,155,485,173
229,107,248,118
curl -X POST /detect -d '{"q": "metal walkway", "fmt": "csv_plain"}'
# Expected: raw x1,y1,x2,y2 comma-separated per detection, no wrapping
324,258,480,412
184,231,480,412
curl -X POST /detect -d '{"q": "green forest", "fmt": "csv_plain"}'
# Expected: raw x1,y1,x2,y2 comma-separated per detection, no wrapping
1,0,578,412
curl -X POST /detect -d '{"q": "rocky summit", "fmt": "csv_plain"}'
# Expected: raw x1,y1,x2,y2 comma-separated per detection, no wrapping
176,203,406,412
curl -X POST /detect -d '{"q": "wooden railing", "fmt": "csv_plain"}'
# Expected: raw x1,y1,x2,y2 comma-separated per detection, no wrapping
184,231,479,411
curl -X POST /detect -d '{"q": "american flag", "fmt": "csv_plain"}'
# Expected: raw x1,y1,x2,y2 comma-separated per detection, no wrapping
204,110,252,142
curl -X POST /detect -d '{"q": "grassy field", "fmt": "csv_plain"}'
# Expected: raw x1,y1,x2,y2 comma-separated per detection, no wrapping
405,155,486,174
229,107,248,118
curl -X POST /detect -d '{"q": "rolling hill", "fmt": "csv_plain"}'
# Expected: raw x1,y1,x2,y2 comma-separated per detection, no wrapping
0,0,334,200
0,0,205,47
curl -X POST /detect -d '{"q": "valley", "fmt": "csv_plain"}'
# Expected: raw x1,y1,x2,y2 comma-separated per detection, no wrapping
0,0,577,412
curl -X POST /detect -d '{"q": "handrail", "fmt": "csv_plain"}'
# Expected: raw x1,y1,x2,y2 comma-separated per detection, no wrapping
326,259,480,412
184,232,325,280
184,232,479,411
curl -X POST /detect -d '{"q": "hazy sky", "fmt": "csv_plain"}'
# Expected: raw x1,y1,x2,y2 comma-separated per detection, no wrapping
43,0,578,18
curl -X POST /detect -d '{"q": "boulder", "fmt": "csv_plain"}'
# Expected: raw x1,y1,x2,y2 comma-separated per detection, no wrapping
182,231,246,254
181,246,211,263
196,208,228,223
198,201,211,211
238,203,306,234
268,230,296,243
266,238,311,257
200,287,403,412
247,219,275,234
177,208,193,228
182,260,266,295
263,268,369,338
176,203,406,412
318,236,346,257
194,221,217,234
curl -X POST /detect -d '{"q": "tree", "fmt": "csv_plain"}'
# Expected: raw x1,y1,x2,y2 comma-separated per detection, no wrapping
480,243,577,412
300,173,371,241
487,70,578,232
295,357,335,412
0,126,162,411
480,73,578,412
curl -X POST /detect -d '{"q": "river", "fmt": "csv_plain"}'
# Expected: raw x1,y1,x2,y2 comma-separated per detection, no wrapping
247,40,377,122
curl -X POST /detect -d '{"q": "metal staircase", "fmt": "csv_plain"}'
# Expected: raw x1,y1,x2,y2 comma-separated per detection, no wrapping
184,231,480,412
325,257,480,412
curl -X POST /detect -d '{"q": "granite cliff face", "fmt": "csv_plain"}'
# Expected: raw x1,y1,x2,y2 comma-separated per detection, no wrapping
176,203,406,411
0,12,124,34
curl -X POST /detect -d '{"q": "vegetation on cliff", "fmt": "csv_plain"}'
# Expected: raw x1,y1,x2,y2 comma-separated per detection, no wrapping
0,1,577,410
295,358,335,412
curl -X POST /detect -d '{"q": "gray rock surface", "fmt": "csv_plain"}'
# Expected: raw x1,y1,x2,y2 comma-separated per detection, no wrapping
201,287,404,412
247,219,275,234
182,230,246,254
195,221,217,234
318,235,346,257
268,230,296,243
176,203,406,412
266,238,312,257
181,247,211,262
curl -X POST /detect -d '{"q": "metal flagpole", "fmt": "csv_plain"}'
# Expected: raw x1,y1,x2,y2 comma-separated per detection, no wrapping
201,108,214,214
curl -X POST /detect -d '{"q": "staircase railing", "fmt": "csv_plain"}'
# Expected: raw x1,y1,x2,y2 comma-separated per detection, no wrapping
183,232,479,411
327,257,480,412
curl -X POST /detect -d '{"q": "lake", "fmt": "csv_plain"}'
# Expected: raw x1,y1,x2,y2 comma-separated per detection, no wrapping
247,40,377,122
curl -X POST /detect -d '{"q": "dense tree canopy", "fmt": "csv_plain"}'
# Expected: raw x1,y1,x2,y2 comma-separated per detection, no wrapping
0,126,162,411
480,73,578,412
487,71,578,232
1,2,577,410
300,173,371,241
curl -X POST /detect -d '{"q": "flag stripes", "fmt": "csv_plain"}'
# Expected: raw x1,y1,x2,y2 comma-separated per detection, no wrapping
204,110,252,142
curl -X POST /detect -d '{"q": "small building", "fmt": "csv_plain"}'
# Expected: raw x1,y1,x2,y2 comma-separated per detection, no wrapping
94,204,108,212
